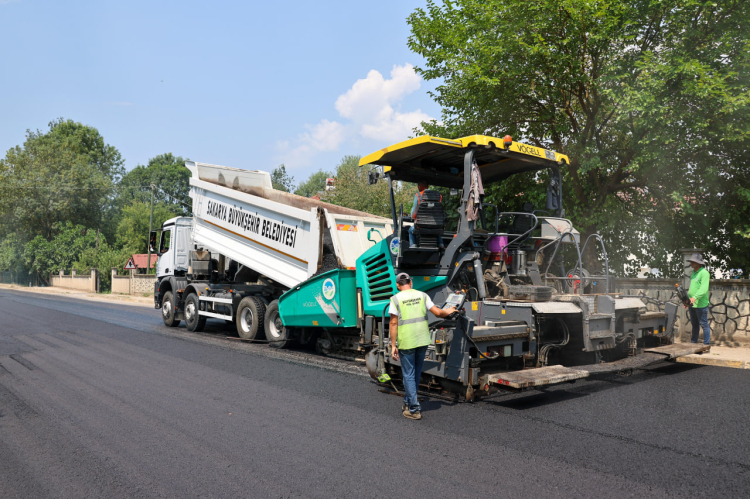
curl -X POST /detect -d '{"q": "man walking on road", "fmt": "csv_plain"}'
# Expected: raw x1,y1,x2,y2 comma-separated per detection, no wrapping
389,272,457,420
687,253,711,347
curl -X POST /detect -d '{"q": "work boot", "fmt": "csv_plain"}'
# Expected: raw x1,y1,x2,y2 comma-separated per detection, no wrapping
403,409,422,420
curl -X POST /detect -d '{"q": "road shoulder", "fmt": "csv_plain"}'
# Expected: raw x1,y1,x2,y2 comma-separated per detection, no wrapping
0,283,153,308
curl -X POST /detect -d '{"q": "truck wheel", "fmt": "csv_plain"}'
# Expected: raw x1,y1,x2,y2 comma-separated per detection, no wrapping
161,291,180,327
236,297,265,340
185,293,206,332
264,300,290,349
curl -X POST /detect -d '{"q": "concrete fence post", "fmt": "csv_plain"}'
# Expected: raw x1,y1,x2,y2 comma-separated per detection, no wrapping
90,269,98,293
72,269,76,277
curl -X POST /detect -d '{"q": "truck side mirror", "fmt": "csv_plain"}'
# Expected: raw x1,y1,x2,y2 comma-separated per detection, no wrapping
367,171,379,185
149,231,157,253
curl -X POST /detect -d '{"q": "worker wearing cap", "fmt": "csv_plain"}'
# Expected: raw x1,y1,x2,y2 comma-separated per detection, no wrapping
389,272,457,420
687,253,711,346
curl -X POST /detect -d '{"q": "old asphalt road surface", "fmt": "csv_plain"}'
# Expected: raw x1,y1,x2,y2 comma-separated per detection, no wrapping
1,289,748,498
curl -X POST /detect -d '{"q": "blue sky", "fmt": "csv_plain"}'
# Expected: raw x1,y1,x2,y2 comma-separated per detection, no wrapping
0,0,441,185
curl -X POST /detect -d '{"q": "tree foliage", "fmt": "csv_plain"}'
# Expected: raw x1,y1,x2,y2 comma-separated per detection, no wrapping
294,169,332,198
118,153,191,216
270,164,295,192
0,233,25,274
24,222,101,276
0,118,124,241
73,244,131,291
323,155,415,218
116,201,177,255
408,0,750,276
0,121,191,283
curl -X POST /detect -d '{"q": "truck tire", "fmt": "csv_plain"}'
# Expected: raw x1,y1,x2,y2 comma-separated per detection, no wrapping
264,300,290,349
185,293,206,332
161,291,180,327
236,296,265,340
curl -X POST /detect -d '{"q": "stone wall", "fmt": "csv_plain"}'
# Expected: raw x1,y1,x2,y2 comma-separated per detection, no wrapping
133,274,156,294
50,269,99,293
616,277,750,347
110,269,157,295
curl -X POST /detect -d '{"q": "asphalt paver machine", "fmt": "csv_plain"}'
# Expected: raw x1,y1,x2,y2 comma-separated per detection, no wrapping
354,134,706,399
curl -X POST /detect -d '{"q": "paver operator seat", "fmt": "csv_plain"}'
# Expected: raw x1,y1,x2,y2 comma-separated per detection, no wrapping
412,189,446,249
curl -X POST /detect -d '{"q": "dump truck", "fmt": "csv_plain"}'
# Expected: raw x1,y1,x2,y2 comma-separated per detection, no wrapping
154,135,707,400
152,161,394,352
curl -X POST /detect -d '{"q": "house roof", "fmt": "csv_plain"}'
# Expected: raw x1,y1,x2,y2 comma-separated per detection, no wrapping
131,254,158,269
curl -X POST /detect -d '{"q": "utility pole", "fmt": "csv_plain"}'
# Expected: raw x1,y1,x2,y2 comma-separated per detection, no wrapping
147,183,155,275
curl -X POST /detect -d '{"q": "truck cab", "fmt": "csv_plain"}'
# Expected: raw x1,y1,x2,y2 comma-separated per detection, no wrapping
152,217,192,324
153,217,192,278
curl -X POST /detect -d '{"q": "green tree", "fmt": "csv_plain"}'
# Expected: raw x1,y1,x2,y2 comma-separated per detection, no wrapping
270,164,295,192
294,169,332,198
73,244,131,292
116,201,177,255
408,0,750,276
0,118,124,241
23,220,134,290
0,233,25,274
24,222,100,276
323,155,415,218
117,153,191,216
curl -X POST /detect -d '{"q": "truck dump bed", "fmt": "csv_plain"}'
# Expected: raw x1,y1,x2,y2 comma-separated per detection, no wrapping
186,161,393,288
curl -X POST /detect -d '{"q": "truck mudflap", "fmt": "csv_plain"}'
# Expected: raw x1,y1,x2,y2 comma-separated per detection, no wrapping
483,344,710,391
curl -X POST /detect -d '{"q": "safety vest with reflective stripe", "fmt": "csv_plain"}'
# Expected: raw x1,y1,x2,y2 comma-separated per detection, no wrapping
391,288,431,350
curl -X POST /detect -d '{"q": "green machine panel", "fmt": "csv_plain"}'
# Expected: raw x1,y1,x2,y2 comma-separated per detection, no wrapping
356,237,447,317
279,269,357,329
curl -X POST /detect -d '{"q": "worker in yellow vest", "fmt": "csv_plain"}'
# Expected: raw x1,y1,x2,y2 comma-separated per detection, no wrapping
389,272,457,420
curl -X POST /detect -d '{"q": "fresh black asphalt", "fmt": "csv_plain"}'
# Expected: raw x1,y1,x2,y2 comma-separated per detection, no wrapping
1,288,748,498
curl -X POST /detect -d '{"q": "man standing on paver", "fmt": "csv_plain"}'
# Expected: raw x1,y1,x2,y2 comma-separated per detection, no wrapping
389,272,457,420
687,253,711,347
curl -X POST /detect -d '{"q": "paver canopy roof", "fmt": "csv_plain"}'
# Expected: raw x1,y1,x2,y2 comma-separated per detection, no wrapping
359,135,569,188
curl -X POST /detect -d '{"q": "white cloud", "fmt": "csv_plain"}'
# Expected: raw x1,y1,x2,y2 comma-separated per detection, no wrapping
360,108,433,142
307,119,346,151
335,65,421,120
335,64,431,142
278,64,433,169
276,119,346,168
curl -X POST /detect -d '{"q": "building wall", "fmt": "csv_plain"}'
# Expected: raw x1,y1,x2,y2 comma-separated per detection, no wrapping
616,278,750,347
110,269,156,295
111,273,131,294
50,270,99,293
